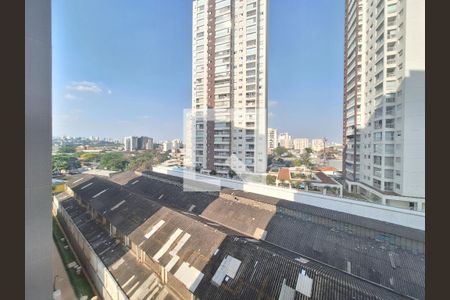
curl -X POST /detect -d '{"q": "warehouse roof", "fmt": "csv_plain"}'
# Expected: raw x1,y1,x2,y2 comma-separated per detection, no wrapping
63,173,424,299
58,196,177,299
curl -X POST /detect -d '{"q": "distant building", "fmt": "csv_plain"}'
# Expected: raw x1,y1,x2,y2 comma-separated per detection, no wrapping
124,136,138,151
124,136,153,151
278,133,293,149
267,128,278,152
137,136,153,150
311,139,324,152
162,139,182,153
293,138,310,152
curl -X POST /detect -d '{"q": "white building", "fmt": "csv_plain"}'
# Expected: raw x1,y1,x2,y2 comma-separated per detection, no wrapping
267,128,278,151
124,136,153,151
186,0,268,177
278,133,293,149
311,139,325,152
163,139,182,153
343,0,425,210
293,138,310,152
124,136,138,152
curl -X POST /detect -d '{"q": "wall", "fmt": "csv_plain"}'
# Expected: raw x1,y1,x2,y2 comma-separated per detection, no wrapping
401,0,425,198
25,0,52,298
153,167,425,230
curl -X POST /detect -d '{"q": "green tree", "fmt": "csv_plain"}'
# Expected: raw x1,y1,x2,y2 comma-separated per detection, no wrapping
79,153,100,162
99,152,128,171
293,159,302,167
273,147,288,156
126,150,171,171
57,145,77,154
52,155,81,172
228,169,237,178
266,175,276,185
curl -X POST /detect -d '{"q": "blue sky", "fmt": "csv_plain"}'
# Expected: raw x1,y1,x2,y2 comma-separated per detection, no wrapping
52,0,344,142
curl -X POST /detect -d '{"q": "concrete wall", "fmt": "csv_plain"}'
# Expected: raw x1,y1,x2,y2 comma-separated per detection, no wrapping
153,167,425,230
25,0,52,299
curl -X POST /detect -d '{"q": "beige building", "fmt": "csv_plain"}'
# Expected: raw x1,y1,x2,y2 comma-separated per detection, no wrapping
187,0,268,176
343,0,425,210
293,138,310,152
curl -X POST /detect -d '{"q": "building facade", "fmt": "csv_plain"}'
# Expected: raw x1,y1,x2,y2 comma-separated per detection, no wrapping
124,136,138,151
124,136,153,151
293,138,310,152
163,139,182,152
278,132,293,149
267,128,278,151
137,136,153,150
343,0,425,210
187,0,268,177
311,138,325,152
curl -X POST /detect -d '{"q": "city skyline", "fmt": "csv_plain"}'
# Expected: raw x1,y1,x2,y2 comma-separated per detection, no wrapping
52,0,345,142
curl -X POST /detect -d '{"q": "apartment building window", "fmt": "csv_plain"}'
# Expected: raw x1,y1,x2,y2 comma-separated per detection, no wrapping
373,144,382,154
385,169,394,179
386,106,395,116
373,179,382,190
395,170,401,176
385,119,395,128
396,183,401,189
385,131,395,141
374,132,383,142
373,155,382,166
385,144,395,155
385,157,394,167
384,182,394,191
374,107,383,118
374,120,383,129
373,167,382,177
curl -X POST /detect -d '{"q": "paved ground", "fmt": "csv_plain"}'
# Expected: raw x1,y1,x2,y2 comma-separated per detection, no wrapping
53,242,77,300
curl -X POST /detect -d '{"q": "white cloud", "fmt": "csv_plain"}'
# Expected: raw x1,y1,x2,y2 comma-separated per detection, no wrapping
268,100,278,107
66,81,103,93
107,89,112,94
64,93,81,100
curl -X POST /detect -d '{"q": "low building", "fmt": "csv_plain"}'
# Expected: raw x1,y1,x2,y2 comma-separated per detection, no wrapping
276,167,292,188
52,172,425,299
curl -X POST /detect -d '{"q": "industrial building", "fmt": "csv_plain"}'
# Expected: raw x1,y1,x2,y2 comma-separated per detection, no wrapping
53,171,424,299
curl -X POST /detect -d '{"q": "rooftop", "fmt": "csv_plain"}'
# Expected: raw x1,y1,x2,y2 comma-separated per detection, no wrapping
62,172,424,299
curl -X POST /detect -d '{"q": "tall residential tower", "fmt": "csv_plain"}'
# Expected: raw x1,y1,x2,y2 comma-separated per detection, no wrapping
343,0,425,210
186,0,268,177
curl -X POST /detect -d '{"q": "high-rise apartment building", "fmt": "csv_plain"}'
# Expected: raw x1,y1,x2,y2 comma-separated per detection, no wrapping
278,132,293,149
124,136,153,151
187,0,268,177
311,138,325,152
267,128,278,151
343,0,424,210
124,136,138,151
293,138,310,152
